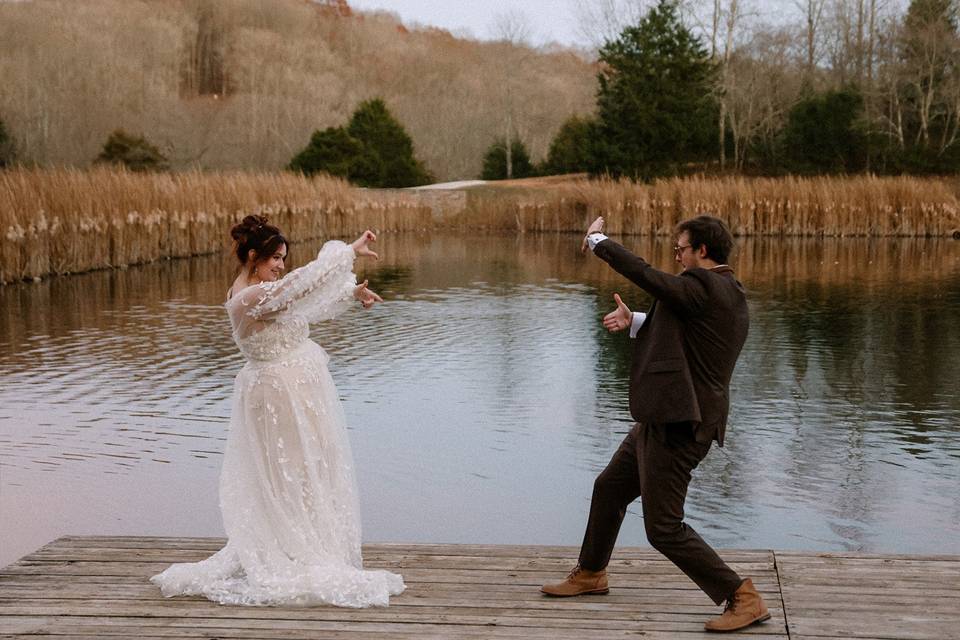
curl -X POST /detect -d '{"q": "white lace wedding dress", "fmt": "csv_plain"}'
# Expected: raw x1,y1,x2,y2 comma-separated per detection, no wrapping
151,240,405,607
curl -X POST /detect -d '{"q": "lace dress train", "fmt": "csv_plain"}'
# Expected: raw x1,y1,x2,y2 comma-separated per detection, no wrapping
150,240,404,607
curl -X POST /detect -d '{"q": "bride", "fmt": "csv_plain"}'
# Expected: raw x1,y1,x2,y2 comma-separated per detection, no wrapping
151,215,405,607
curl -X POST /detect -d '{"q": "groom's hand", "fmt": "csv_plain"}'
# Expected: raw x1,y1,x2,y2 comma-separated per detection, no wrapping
581,216,605,253
602,293,632,332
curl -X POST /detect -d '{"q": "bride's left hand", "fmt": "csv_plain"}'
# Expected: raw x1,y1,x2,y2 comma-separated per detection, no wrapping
354,280,384,309
351,230,379,260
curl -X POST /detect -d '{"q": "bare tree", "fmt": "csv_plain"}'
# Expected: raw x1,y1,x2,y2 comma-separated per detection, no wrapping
711,0,722,56
900,3,960,152
725,26,800,169
569,0,651,49
489,9,535,46
489,10,536,179
795,0,828,80
821,0,889,87
716,0,747,170
181,0,229,97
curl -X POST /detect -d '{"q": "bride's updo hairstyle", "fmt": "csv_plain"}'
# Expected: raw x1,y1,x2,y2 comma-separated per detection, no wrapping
230,215,288,268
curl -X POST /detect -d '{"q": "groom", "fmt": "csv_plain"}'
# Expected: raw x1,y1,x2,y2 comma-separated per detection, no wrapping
541,215,769,633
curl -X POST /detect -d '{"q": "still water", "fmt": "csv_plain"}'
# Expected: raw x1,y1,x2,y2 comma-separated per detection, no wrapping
2,233,959,567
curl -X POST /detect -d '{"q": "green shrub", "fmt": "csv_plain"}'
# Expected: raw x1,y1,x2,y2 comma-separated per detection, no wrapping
779,88,868,174
542,116,595,175
290,98,431,187
96,129,169,172
481,138,534,180
288,126,372,179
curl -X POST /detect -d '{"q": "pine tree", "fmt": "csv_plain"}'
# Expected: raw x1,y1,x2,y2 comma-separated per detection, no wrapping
289,99,431,187
288,127,374,180
481,139,534,180
592,0,717,179
542,116,595,175
346,98,431,187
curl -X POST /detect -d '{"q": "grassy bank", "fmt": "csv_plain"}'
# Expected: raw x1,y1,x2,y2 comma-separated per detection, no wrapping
2,169,958,284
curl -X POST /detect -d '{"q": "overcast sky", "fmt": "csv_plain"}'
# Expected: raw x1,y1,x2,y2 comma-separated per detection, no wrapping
347,1,791,48
347,1,910,49
349,0,603,47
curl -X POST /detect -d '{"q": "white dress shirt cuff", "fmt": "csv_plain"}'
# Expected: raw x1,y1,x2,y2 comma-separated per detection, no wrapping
586,233,608,251
629,312,647,338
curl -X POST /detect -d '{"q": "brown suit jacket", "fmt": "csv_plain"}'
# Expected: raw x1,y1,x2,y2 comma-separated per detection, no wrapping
594,239,749,446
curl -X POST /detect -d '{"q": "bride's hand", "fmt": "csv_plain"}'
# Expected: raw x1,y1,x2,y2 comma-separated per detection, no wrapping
354,280,384,309
351,230,379,260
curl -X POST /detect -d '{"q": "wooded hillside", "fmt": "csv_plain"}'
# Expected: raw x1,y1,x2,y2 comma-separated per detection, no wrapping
0,0,595,180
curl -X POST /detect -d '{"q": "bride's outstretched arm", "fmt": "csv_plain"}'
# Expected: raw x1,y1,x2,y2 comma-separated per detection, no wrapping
247,231,380,322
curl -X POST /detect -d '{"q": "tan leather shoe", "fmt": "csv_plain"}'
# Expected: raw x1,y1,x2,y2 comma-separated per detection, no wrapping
704,578,771,632
540,565,609,597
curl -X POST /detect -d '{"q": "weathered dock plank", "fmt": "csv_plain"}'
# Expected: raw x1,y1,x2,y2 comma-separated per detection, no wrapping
2,537,958,639
776,551,960,640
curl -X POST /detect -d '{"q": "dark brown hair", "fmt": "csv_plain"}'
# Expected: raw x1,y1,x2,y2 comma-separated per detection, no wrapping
674,215,735,264
230,215,288,267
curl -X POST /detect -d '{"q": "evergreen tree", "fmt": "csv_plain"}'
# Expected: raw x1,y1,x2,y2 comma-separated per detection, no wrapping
592,0,717,179
289,99,431,187
541,116,595,175
481,139,535,180
288,126,375,180
346,98,431,187
96,130,169,172
780,88,868,173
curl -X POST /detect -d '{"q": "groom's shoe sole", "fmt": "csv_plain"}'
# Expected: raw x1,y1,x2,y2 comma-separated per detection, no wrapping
705,612,771,633
540,587,609,597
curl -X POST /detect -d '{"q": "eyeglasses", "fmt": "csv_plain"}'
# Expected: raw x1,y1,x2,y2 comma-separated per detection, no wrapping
673,244,693,256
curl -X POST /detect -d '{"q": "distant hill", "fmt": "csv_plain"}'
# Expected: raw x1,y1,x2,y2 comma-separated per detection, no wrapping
0,0,596,180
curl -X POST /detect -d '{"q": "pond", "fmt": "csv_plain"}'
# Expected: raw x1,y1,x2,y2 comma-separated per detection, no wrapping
2,232,959,567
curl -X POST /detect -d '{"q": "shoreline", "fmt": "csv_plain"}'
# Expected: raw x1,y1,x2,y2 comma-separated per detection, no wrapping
3,169,960,284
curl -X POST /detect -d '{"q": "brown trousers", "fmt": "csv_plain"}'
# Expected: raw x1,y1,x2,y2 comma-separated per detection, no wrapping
578,422,742,605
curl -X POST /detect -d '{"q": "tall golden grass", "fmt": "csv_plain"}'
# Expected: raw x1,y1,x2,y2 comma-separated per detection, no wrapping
453,175,960,237
3,169,958,284
0,167,432,284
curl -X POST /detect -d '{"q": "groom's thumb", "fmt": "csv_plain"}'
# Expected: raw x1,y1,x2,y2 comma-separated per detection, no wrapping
614,293,625,308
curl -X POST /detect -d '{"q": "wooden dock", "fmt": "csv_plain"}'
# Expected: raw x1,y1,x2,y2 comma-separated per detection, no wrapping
1,537,958,639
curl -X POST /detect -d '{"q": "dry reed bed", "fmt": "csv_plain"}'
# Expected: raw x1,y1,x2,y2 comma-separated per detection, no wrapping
3,170,959,284
457,175,960,237
0,168,432,283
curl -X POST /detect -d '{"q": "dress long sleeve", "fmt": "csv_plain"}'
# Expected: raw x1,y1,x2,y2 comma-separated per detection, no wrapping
247,240,357,324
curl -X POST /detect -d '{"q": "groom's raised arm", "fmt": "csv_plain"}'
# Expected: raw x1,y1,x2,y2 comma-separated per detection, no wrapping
587,233,707,316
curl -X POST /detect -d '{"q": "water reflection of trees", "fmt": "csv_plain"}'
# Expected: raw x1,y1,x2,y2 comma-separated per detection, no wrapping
3,232,959,444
